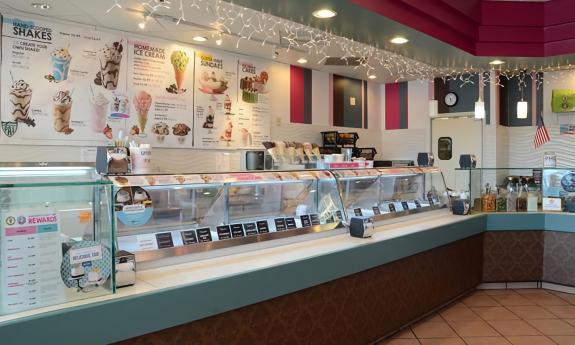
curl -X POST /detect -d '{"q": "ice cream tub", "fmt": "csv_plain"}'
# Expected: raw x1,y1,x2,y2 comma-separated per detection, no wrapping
130,147,153,174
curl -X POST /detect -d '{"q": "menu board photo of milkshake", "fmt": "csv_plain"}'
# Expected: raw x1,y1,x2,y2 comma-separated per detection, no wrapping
0,16,126,145
237,59,272,148
193,51,238,149
127,39,194,148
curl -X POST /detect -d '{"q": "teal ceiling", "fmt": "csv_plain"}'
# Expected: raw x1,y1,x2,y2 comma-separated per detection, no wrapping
228,0,575,69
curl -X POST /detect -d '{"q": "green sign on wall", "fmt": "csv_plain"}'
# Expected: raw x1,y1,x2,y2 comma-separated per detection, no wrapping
552,89,575,113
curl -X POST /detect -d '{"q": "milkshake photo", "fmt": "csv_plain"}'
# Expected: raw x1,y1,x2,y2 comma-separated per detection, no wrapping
95,41,123,90
168,50,190,94
9,79,34,126
90,92,109,133
50,47,72,82
133,90,152,134
53,90,73,134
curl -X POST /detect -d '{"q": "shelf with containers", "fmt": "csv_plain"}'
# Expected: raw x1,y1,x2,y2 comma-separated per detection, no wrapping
455,168,575,213
0,164,115,316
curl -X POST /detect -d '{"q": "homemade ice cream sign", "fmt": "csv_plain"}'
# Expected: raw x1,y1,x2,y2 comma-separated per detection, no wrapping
0,16,271,149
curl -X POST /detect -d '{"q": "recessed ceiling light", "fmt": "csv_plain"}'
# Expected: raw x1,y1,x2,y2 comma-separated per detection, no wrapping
138,21,146,30
192,36,208,42
297,58,308,64
312,9,337,19
390,37,409,44
31,3,51,9
368,75,377,80
489,59,505,65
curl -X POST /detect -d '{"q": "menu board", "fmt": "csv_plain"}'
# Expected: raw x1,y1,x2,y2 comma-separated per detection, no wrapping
236,58,272,148
0,16,272,150
0,16,126,145
126,38,194,148
193,50,238,149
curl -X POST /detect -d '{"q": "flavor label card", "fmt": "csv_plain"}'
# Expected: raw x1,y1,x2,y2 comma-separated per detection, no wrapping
372,206,381,215
354,208,363,217
216,225,232,240
336,211,343,220
326,215,335,223
155,232,174,249
256,220,269,234
414,200,422,208
309,214,320,226
285,217,297,230
196,227,212,243
274,218,286,231
428,197,435,206
243,223,257,236
230,224,244,238
401,202,409,211
300,215,311,228
180,230,198,245
388,204,397,213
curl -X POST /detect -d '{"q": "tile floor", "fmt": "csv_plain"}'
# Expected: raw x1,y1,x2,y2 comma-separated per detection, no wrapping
380,289,575,345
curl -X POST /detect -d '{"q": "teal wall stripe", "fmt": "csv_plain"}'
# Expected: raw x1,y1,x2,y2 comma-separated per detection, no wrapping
399,81,408,129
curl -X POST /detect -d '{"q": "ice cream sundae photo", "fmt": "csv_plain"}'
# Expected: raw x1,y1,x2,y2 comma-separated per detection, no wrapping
224,94,232,115
94,41,123,90
220,121,233,142
152,122,169,143
166,50,189,94
110,92,130,117
198,71,228,94
47,47,72,82
172,123,191,143
133,90,152,134
9,79,35,127
53,90,73,135
203,105,215,129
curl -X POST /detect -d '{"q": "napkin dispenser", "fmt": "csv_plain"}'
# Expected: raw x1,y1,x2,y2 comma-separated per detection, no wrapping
115,250,136,288
417,152,434,167
349,216,376,238
96,146,130,175
459,154,477,168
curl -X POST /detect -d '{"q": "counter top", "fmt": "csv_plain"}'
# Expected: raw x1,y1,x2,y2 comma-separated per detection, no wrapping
1,211,574,344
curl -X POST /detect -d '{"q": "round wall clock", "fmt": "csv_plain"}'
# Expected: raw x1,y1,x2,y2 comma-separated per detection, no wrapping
444,92,458,107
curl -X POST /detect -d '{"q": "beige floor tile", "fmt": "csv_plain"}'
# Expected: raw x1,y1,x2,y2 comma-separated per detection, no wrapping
520,293,571,306
505,335,556,345
412,321,458,339
526,319,575,336
421,313,445,323
550,291,575,305
393,329,416,339
508,305,558,319
550,335,575,345
463,294,501,307
381,339,421,345
419,338,465,345
546,306,575,319
487,320,542,336
463,337,512,345
516,289,549,294
484,290,521,296
448,320,499,337
492,294,537,306
565,319,575,328
440,305,481,321
472,307,520,321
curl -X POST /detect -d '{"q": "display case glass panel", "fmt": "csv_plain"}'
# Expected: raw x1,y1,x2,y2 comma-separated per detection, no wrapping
0,166,115,316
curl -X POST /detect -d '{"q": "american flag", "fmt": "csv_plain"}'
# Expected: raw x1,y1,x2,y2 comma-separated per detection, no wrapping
534,113,550,148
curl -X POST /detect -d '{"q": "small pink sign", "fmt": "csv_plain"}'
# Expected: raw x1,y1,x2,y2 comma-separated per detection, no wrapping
5,226,37,237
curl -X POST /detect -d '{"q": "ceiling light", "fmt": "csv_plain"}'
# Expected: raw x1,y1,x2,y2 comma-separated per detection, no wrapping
368,75,377,80
390,37,409,44
517,101,528,119
215,38,223,46
489,60,505,65
31,2,51,9
297,58,308,64
312,9,337,19
193,36,208,42
138,21,146,30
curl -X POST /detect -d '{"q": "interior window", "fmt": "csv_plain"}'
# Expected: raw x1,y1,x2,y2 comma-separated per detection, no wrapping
438,137,453,160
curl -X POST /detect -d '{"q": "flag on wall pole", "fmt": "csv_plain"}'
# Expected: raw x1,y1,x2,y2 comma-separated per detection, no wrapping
534,113,550,148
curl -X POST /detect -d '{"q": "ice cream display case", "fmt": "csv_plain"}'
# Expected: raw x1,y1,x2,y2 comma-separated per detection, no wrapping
0,164,115,316
332,167,449,220
109,170,346,267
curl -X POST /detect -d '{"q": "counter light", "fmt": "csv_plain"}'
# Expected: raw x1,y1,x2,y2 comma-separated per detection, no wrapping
312,9,337,19
390,37,409,45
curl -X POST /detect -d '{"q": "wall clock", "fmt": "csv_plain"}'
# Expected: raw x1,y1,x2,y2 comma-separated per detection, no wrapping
444,92,458,107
